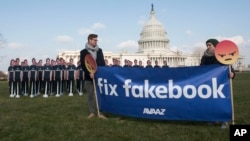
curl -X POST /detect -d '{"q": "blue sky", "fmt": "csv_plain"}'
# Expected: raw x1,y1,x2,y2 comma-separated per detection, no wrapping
1,0,250,71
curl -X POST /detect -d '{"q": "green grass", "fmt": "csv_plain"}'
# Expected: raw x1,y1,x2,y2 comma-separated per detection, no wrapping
0,72,250,141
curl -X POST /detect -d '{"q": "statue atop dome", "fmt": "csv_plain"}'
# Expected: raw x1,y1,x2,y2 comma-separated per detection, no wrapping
138,4,169,53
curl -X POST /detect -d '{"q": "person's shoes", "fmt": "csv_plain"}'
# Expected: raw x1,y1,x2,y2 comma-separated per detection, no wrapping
221,122,229,129
99,114,108,120
87,113,95,119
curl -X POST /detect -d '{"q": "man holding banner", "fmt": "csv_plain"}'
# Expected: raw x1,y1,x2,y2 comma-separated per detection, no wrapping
201,38,236,128
80,34,107,119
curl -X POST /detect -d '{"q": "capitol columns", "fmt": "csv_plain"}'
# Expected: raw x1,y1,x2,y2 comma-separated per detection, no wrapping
160,53,163,65
147,53,151,60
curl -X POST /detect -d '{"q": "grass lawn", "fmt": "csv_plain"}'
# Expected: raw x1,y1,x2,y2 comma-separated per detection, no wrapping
0,72,249,141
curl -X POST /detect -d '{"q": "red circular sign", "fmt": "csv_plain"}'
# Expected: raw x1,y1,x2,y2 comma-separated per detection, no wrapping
84,54,97,74
215,40,239,65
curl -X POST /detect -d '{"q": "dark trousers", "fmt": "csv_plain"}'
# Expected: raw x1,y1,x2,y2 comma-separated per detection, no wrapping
15,81,21,95
22,80,29,94
37,79,44,94
44,80,52,94
54,80,61,94
77,79,85,93
9,81,15,94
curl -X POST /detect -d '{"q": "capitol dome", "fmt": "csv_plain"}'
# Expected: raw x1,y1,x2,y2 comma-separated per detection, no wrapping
138,4,170,53
58,4,204,68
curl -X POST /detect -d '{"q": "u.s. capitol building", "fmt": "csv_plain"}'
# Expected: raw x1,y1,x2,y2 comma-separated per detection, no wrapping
57,5,244,68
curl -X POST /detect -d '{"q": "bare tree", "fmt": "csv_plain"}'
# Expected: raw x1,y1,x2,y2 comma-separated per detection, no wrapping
192,46,204,64
0,33,6,48
192,46,204,58
0,33,7,63
0,71,8,80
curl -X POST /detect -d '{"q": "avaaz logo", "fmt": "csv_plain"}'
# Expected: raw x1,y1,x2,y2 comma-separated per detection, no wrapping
143,108,166,115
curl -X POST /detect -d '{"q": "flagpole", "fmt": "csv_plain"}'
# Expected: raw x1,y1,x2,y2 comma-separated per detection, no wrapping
92,75,100,117
229,66,235,125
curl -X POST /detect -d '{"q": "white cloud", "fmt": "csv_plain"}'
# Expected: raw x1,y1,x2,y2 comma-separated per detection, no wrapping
78,22,106,35
91,22,106,30
193,42,205,48
78,28,94,35
55,35,73,43
7,42,24,49
0,56,6,62
173,44,194,54
0,41,5,48
56,48,68,53
216,35,244,46
117,40,138,52
185,29,194,36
